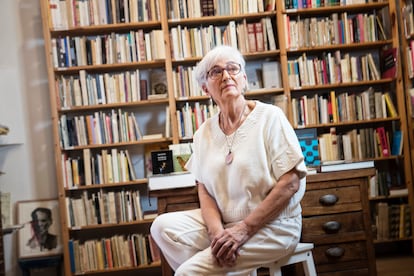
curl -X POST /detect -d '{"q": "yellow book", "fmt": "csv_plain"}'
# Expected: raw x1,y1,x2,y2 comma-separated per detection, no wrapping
383,92,398,117
95,240,105,270
330,91,338,123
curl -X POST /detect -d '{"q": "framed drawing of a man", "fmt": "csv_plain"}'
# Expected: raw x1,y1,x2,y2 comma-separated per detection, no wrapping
17,199,62,258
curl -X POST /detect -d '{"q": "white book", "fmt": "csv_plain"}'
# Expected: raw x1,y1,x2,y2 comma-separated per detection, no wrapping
148,172,196,190
320,160,374,173
144,32,152,61
262,61,282,89
111,149,119,183
83,148,92,185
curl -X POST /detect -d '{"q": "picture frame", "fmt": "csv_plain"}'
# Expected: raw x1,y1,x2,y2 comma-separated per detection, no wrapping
17,199,62,258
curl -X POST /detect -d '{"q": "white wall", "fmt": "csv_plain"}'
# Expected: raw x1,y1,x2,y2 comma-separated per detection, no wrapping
0,0,57,275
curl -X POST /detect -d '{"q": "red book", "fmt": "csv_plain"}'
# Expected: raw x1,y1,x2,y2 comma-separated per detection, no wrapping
105,238,114,268
247,23,256,53
376,127,390,157
254,22,264,52
140,79,148,100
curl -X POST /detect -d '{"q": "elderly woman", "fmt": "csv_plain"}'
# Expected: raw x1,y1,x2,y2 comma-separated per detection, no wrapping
150,45,307,275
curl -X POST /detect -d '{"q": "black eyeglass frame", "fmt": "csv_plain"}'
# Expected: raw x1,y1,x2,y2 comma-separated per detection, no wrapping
206,62,242,80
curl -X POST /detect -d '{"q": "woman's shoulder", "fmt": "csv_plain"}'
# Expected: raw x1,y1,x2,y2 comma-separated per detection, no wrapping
253,101,285,117
193,113,220,138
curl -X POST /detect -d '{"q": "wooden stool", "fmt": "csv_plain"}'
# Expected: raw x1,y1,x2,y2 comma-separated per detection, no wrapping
251,243,317,276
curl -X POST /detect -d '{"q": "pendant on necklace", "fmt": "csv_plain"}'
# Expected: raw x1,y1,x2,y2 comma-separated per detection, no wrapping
225,151,234,165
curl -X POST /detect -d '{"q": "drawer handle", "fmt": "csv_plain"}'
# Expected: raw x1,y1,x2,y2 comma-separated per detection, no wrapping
319,194,338,206
323,221,341,234
325,247,345,259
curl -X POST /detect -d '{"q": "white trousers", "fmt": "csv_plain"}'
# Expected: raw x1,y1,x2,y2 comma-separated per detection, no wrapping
150,209,301,276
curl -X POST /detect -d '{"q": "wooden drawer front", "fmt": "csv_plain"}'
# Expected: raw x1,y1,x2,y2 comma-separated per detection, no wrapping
318,268,369,276
313,241,368,266
165,202,199,213
302,186,362,216
302,212,366,244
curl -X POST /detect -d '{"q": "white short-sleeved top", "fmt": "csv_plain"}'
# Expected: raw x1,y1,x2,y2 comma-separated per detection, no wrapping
185,101,307,224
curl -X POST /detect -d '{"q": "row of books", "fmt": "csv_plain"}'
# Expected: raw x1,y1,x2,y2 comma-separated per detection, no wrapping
52,29,165,68
285,0,372,10
172,65,204,99
49,0,161,29
68,234,160,273
176,102,219,139
169,17,276,61
61,148,137,188
56,69,167,109
167,0,276,19
318,127,401,163
401,1,414,38
404,41,414,79
66,189,144,227
59,110,145,148
287,51,381,88
291,88,398,127
369,170,405,198
374,203,412,241
285,12,384,49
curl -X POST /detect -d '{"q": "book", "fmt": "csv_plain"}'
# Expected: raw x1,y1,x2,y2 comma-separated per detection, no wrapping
262,61,282,89
389,188,409,197
376,127,390,157
148,171,196,190
319,160,374,173
151,150,174,175
383,92,398,118
245,63,263,90
381,48,397,79
142,133,163,140
168,143,193,172
391,130,403,156
144,142,170,177
148,235,161,262
295,128,320,166
149,69,168,99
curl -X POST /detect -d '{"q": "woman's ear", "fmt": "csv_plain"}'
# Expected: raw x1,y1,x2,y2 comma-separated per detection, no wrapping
202,84,210,96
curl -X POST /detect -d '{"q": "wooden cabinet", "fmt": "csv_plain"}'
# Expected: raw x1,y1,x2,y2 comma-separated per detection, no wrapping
301,168,376,276
151,168,377,276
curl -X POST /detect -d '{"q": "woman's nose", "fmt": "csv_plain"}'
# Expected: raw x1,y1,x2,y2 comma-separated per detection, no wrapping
222,69,231,80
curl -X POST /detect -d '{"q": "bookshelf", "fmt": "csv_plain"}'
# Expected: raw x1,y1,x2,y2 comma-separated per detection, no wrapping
39,0,168,275
398,0,414,252
39,0,413,275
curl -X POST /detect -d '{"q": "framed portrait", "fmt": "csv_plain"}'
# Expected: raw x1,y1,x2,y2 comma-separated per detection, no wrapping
17,199,63,258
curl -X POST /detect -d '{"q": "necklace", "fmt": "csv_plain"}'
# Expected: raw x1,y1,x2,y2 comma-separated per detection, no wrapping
221,102,247,165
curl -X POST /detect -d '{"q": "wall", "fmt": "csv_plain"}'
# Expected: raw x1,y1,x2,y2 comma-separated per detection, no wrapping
0,0,57,275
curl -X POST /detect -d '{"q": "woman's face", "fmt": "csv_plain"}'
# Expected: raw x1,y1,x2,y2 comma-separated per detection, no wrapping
204,59,247,104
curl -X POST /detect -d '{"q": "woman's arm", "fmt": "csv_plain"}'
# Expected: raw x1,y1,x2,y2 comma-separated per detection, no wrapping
198,182,224,240
242,168,301,235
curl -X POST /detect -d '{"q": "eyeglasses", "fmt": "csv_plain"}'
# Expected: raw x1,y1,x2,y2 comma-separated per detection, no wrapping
207,62,241,80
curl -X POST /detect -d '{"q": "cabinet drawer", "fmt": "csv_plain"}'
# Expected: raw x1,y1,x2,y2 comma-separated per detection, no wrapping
302,186,362,216
313,241,368,266
302,212,366,244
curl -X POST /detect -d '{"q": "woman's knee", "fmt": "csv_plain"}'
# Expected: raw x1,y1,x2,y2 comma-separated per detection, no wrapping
150,213,172,240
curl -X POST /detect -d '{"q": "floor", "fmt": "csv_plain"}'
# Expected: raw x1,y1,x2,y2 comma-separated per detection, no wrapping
376,255,414,276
